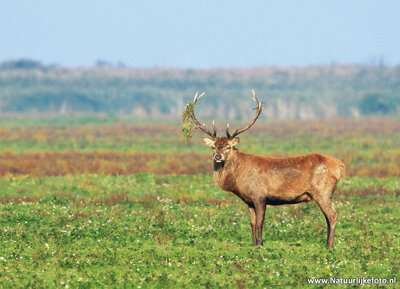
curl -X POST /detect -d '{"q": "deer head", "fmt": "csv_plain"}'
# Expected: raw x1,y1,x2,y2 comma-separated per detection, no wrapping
190,90,262,163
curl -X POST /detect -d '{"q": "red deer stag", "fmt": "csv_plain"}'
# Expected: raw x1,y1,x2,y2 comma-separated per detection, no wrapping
188,90,345,247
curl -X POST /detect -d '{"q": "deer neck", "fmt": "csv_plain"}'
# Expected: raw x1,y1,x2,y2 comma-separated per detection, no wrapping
213,149,239,192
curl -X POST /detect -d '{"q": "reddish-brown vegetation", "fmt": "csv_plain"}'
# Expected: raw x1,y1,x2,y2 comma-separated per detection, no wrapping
0,151,210,177
0,150,399,177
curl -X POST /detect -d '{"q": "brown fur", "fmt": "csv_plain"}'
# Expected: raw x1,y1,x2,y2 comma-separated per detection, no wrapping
204,136,345,247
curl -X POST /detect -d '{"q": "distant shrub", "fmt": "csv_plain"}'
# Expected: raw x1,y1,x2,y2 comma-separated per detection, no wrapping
0,59,46,70
359,93,396,116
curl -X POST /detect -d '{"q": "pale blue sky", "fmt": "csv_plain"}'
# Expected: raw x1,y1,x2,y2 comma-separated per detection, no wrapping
1,0,399,67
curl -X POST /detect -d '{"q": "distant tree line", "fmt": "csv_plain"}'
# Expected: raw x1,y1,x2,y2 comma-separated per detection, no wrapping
0,59,399,119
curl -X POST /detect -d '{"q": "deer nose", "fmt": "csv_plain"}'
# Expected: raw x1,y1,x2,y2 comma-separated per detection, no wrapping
215,154,221,160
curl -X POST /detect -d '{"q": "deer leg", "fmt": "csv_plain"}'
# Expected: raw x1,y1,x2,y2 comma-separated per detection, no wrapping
248,206,257,246
314,195,338,248
254,202,266,246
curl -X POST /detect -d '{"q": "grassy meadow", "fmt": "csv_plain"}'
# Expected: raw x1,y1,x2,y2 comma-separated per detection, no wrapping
0,117,399,288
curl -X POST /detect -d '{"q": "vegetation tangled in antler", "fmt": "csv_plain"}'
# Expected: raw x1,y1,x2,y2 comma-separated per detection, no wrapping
182,101,195,142
182,92,210,142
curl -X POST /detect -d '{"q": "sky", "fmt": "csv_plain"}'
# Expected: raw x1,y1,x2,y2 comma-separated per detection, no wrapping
1,0,399,68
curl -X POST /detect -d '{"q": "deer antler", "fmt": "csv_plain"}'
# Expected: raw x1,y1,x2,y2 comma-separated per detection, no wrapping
190,92,217,139
226,89,262,139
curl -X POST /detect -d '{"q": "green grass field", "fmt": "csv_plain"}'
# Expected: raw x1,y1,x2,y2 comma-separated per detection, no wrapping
0,118,399,288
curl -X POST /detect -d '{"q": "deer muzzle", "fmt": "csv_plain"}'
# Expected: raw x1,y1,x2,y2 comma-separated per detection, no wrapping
214,153,224,162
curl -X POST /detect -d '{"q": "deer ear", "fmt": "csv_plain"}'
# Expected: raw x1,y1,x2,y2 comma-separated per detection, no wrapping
229,137,240,147
202,137,215,147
